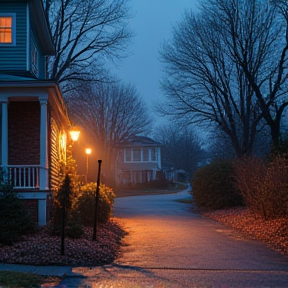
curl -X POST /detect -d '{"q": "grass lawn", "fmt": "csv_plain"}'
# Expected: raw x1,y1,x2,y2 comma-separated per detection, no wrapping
0,271,61,288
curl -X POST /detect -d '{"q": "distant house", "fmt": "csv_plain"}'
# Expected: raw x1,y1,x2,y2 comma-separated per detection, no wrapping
0,0,72,225
115,136,162,187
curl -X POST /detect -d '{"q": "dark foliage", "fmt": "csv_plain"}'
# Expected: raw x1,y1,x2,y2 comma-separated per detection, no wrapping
0,170,36,245
65,210,84,239
233,156,288,220
191,159,243,210
75,183,115,226
269,135,288,159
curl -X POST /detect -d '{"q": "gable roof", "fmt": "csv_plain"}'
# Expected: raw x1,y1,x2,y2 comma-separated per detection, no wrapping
119,136,161,147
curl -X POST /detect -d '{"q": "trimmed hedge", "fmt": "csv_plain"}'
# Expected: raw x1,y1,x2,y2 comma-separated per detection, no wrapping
49,182,115,238
74,183,115,226
191,159,243,210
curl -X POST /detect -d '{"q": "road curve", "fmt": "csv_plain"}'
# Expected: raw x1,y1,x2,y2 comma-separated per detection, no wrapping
64,189,288,287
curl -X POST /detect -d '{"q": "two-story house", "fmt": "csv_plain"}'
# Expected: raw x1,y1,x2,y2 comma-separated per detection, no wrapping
115,136,162,187
0,0,73,225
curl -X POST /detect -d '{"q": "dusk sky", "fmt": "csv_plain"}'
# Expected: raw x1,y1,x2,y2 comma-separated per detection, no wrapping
114,0,199,126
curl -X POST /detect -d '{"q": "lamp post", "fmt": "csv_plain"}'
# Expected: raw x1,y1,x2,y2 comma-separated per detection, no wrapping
92,159,102,241
85,148,92,183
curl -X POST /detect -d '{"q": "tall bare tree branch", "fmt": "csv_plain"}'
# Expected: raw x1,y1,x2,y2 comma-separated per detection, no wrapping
43,0,133,93
159,0,288,156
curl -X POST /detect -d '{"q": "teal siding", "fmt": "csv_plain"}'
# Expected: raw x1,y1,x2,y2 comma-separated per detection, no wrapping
30,29,46,79
0,3,27,71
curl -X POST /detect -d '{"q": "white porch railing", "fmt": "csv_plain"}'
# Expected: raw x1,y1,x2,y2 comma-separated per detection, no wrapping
8,165,40,189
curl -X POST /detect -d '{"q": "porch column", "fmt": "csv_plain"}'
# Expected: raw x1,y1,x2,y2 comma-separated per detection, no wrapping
157,147,161,169
1,101,8,170
39,97,48,190
152,169,157,180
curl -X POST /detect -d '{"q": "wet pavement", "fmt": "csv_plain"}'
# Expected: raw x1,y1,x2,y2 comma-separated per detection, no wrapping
59,189,288,287
1,188,288,287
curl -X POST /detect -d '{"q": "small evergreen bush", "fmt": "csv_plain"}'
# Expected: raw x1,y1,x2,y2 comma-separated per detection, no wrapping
65,210,84,239
191,159,243,210
0,170,36,245
49,174,79,237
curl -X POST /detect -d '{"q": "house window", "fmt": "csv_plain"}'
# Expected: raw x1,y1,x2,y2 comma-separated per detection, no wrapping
59,133,66,162
31,42,38,76
0,14,16,45
133,147,141,161
143,148,149,161
125,148,131,162
151,148,157,161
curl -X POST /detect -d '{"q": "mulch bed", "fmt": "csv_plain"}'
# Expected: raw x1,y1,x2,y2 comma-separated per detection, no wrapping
0,219,126,266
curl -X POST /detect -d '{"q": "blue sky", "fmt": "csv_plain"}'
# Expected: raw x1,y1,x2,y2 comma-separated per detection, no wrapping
114,0,199,126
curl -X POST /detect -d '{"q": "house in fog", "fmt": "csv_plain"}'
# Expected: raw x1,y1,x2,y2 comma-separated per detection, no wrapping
0,0,73,225
115,136,162,187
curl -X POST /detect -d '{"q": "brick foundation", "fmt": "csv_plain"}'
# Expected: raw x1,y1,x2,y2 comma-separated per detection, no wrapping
22,199,38,223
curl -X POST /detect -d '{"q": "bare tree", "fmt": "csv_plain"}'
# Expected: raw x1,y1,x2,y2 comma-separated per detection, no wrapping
207,120,271,160
43,0,132,92
217,0,288,148
67,81,152,185
154,124,205,178
159,0,288,156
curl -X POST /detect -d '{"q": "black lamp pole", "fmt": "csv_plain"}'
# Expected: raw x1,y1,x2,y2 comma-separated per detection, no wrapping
92,159,102,241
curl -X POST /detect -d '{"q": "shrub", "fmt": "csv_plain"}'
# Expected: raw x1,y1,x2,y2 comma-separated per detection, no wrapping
74,183,115,226
48,201,85,239
65,210,84,239
0,191,37,245
233,156,288,220
48,174,83,238
48,201,62,236
191,159,243,210
269,135,288,159
0,170,36,245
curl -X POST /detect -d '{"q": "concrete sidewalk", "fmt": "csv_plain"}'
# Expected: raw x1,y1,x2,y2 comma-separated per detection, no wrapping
0,263,73,277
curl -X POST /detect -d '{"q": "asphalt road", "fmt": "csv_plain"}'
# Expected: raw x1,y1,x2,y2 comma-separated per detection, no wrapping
62,188,288,287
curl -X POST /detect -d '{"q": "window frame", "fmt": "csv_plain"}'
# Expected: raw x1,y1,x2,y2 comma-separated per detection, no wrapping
142,147,149,161
31,41,38,76
132,147,141,162
151,147,157,161
0,13,16,46
124,148,132,162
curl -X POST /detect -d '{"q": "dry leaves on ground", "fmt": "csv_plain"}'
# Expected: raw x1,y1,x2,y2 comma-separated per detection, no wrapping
0,218,127,266
204,207,288,255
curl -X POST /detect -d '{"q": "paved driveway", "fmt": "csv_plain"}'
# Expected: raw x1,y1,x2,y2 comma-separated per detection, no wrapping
62,189,288,287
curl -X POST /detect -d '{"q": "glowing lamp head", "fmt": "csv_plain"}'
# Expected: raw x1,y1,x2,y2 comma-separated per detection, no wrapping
69,130,80,141
85,148,92,155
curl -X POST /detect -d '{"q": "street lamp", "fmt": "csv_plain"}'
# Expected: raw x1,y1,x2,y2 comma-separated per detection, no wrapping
69,129,80,142
85,148,92,183
93,159,102,241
